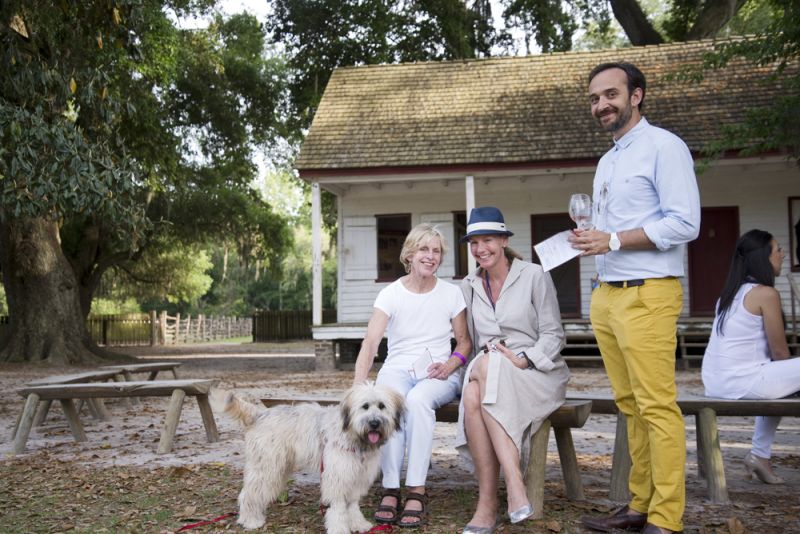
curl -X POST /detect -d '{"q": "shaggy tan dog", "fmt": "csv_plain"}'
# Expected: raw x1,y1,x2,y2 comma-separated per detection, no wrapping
224,382,404,533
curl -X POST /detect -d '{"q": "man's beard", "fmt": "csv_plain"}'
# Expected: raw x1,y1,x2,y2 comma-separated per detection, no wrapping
596,103,632,133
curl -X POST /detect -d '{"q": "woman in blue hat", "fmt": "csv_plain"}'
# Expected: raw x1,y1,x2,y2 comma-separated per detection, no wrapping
456,207,568,533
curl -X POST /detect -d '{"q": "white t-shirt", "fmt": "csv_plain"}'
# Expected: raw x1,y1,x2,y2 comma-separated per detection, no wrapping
702,283,770,398
374,278,466,370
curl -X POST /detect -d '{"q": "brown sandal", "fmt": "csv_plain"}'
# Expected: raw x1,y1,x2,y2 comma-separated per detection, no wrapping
398,491,428,529
374,487,402,524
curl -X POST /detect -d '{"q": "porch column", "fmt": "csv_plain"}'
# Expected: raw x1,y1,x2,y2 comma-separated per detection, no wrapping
311,182,322,325
465,175,477,271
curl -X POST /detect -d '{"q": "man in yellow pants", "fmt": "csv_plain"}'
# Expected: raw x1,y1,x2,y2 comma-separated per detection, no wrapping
569,63,700,534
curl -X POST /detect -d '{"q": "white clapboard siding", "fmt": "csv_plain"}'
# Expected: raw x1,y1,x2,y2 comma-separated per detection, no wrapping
342,216,377,280
420,212,455,278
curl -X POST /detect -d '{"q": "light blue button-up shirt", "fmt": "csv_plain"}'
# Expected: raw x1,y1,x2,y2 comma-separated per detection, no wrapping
593,117,701,281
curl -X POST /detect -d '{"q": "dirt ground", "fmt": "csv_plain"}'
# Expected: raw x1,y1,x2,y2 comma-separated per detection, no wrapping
1,342,798,533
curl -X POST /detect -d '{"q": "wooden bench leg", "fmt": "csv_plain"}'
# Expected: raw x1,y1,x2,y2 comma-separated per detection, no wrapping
524,419,551,520
196,394,219,443
121,370,141,405
13,393,41,454
33,399,53,427
170,367,179,379
697,408,729,504
59,399,87,442
112,374,134,408
610,412,632,503
148,371,158,381
158,389,186,454
554,426,585,500
88,398,112,421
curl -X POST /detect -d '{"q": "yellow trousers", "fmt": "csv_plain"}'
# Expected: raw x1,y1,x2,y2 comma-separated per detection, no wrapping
590,278,685,532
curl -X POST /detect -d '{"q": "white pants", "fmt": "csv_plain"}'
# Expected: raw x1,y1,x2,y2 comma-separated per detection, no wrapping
742,358,800,458
376,366,461,488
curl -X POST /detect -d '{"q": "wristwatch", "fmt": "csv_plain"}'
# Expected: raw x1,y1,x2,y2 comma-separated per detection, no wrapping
517,351,535,370
608,232,621,252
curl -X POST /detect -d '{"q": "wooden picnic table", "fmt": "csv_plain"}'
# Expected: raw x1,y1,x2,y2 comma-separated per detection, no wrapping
14,379,219,454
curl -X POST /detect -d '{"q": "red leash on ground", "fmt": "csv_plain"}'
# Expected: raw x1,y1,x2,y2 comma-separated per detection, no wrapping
176,512,237,531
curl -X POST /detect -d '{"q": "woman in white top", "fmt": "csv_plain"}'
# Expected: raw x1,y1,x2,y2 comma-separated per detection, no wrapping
702,229,800,484
354,223,471,528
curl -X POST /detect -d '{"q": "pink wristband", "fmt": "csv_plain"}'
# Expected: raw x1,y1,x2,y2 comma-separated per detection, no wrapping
451,351,467,366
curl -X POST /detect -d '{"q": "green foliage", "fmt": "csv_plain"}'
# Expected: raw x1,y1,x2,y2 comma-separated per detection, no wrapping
1,1,292,324
100,242,214,305
697,0,800,162
266,0,500,134
0,1,149,238
90,297,141,315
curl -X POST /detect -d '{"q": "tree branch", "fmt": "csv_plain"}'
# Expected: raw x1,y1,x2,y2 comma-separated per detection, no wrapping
609,0,664,46
686,0,747,40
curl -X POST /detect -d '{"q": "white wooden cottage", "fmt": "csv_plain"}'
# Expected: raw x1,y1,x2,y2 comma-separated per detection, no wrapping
296,39,800,368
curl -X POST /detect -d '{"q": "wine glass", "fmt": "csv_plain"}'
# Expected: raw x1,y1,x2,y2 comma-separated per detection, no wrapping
569,193,593,230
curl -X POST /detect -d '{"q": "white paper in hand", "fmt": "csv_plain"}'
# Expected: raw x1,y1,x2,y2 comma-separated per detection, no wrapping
410,349,434,380
534,230,582,272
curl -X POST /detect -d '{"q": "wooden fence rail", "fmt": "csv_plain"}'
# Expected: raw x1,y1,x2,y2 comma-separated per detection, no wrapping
252,309,336,342
0,312,253,347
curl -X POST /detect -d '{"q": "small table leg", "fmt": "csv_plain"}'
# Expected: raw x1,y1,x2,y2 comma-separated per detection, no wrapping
60,399,87,442
33,399,53,427
13,393,41,454
555,426,585,500
610,412,632,502
697,408,729,504
158,389,186,454
196,394,219,443
524,419,551,519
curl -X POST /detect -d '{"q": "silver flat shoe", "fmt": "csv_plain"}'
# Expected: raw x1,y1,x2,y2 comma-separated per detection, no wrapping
462,515,500,534
509,503,534,524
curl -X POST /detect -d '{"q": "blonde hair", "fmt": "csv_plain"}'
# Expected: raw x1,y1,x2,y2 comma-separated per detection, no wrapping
400,223,447,273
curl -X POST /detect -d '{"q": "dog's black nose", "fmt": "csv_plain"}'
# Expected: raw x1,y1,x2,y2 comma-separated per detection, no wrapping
369,419,380,430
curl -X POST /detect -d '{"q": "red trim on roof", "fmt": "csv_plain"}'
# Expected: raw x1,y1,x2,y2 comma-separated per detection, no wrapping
297,149,780,179
298,158,600,179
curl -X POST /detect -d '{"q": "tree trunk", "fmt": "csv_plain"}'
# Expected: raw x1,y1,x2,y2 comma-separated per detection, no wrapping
0,214,112,364
610,0,665,46
686,0,748,40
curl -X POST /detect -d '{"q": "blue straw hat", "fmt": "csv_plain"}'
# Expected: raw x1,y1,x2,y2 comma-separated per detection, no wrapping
461,206,514,242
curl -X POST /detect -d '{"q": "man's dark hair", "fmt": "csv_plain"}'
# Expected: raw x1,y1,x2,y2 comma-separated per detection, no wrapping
588,62,646,111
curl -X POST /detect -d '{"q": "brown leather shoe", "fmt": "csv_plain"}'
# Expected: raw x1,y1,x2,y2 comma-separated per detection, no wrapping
580,505,647,532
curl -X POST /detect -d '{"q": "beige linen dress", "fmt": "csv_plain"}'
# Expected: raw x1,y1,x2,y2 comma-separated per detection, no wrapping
456,258,569,471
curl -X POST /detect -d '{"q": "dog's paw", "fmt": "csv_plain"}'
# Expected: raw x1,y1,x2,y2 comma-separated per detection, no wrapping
349,517,373,533
237,516,266,530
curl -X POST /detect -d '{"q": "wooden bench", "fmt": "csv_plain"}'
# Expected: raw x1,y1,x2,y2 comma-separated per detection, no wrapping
262,397,592,519
23,369,128,425
102,361,183,405
103,361,182,381
567,392,800,504
13,379,219,455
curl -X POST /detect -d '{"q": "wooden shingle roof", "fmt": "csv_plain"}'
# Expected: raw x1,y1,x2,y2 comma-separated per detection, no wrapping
297,39,791,172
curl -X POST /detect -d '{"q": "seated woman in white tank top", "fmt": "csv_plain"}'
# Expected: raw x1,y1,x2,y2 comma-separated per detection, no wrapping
702,229,800,484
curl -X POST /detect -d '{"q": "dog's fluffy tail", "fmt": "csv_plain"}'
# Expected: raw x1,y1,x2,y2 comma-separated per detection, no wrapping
222,392,262,428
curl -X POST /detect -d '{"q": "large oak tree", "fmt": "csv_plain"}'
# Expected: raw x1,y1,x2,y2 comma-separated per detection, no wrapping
0,1,289,363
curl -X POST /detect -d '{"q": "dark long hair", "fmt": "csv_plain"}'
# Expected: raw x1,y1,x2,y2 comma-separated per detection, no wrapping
716,229,776,334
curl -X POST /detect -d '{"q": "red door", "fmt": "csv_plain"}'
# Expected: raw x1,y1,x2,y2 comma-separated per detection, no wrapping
688,207,740,316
